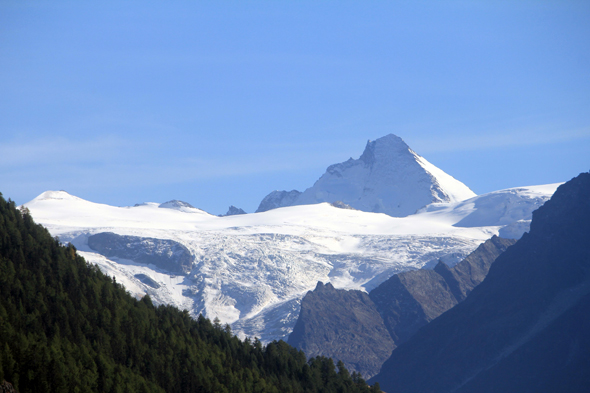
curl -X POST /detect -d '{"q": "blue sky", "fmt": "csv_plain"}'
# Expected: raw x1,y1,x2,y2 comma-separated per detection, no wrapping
1,1,589,214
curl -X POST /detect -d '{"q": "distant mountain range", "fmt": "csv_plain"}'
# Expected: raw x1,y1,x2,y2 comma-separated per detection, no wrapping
22,134,560,343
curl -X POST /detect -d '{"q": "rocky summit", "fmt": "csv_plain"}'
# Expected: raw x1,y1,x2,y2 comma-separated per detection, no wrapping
288,282,394,379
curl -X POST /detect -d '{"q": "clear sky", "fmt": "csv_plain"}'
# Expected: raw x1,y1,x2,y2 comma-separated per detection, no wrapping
1,1,589,214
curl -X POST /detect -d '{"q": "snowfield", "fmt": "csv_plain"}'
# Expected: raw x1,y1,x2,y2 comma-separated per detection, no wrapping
24,184,559,342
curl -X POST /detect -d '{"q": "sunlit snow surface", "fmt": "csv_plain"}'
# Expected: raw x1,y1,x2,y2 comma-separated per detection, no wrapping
24,184,560,342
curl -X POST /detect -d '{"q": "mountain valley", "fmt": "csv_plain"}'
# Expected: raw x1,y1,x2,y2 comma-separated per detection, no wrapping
22,135,559,345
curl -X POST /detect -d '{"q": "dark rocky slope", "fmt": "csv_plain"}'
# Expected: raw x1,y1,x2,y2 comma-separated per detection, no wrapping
370,235,516,344
288,236,515,378
371,172,590,393
219,205,247,216
288,282,394,379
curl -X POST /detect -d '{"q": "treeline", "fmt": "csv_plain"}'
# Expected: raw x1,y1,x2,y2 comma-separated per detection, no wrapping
0,194,380,393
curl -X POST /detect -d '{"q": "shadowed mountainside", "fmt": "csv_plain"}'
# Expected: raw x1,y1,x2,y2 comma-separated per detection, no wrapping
289,236,515,378
370,235,516,345
372,172,590,393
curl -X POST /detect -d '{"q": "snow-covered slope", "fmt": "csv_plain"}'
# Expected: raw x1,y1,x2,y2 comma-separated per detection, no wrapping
24,184,559,342
158,199,208,214
257,134,476,216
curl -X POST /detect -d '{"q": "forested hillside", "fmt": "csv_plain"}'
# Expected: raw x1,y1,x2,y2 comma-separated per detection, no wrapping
0,194,380,393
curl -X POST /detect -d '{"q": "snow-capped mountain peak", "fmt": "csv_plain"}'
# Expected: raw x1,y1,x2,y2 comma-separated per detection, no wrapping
357,133,414,167
258,134,476,217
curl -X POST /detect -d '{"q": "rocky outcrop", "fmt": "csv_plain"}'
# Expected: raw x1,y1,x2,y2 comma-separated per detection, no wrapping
88,232,193,274
372,172,590,393
287,282,394,379
370,269,458,345
330,201,356,210
255,190,302,213
134,273,161,289
159,200,195,209
158,200,209,214
219,205,247,216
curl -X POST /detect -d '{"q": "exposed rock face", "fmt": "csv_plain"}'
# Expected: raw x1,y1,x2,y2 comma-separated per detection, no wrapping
372,172,590,393
370,235,516,345
287,282,394,379
134,273,161,289
370,269,457,345
434,236,517,301
158,200,208,214
159,200,195,209
88,232,193,274
287,235,515,379
256,190,301,213
257,134,475,216
220,205,247,216
330,201,356,210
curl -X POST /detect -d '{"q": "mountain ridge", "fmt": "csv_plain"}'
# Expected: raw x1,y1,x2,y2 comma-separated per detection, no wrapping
371,172,590,393
287,282,395,380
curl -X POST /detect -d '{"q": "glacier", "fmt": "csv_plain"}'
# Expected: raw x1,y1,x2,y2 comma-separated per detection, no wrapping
23,183,558,342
